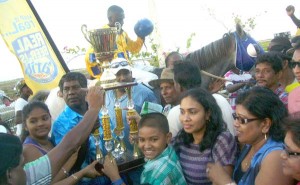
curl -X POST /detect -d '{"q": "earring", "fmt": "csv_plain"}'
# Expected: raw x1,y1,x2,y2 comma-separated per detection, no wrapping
264,133,267,141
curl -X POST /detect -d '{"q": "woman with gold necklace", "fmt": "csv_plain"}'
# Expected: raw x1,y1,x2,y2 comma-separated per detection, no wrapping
207,87,294,185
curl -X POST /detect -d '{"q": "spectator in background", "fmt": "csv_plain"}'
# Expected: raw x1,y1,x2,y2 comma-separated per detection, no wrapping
149,68,179,116
286,5,300,36
224,67,253,111
268,36,299,92
14,79,33,137
255,52,288,106
165,51,184,69
288,37,300,114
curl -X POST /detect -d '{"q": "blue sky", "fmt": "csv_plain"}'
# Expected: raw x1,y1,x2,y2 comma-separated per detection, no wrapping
1,0,300,81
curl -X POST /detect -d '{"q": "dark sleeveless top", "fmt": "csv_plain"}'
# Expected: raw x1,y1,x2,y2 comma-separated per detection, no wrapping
23,137,53,155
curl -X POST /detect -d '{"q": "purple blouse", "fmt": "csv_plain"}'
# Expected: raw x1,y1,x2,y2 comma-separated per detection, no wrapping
172,131,237,185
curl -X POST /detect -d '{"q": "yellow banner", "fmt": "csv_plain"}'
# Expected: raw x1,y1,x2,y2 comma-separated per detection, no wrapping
0,0,67,93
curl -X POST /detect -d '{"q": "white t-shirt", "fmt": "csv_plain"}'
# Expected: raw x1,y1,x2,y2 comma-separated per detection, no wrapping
14,98,28,136
14,98,28,113
0,125,8,133
167,94,235,138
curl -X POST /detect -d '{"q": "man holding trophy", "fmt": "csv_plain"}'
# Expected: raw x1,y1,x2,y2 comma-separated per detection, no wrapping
84,5,145,79
80,4,154,184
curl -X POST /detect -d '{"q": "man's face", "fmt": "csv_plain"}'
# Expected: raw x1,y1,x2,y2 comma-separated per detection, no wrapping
160,82,178,105
62,80,86,109
292,49,300,82
21,85,33,97
255,62,280,90
116,69,132,83
110,12,124,27
166,54,182,69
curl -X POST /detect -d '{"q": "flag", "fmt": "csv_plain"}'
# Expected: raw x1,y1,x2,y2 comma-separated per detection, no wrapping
0,0,69,93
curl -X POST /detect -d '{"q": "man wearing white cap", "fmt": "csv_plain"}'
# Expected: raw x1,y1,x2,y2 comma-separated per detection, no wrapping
105,57,157,184
106,58,157,146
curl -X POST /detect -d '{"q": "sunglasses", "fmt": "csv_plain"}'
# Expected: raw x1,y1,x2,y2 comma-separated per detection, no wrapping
283,144,300,157
110,61,128,68
289,61,300,69
232,113,260,124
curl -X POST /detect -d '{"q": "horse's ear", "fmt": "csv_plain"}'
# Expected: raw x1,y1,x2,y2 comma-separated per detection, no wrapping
236,23,246,39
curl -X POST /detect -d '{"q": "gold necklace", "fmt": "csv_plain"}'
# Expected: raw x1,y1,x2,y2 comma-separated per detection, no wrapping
242,151,255,170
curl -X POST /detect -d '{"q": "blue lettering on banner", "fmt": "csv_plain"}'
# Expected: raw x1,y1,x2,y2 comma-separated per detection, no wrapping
12,32,58,83
4,15,35,37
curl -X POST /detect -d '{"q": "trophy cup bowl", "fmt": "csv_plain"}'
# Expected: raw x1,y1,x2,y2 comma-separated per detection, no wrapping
81,24,117,64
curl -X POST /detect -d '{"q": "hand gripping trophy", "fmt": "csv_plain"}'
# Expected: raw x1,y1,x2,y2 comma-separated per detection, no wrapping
81,18,154,165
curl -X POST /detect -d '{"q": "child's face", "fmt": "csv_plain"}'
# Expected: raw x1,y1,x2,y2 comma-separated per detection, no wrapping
138,126,171,160
25,107,51,139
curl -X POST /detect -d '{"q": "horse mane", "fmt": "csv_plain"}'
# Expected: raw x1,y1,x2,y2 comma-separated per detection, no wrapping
187,32,235,70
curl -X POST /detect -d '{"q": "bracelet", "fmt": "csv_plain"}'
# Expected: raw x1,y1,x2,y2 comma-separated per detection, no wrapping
111,178,124,185
61,167,69,177
71,174,78,180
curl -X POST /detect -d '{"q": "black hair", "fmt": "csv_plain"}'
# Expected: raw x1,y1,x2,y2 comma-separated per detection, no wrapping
29,90,50,102
236,86,287,141
173,88,226,152
292,36,300,50
173,61,202,90
139,112,169,134
21,101,51,143
0,134,22,184
283,113,300,147
269,36,292,61
255,51,283,73
269,36,292,53
59,72,87,92
107,5,124,19
165,51,183,67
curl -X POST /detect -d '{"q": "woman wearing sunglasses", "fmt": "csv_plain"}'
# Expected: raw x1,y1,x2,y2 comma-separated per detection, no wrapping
288,40,300,114
206,86,293,185
281,113,300,185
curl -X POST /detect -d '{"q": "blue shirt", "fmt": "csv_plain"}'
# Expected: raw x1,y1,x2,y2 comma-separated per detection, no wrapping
233,138,283,185
51,105,104,169
105,83,158,151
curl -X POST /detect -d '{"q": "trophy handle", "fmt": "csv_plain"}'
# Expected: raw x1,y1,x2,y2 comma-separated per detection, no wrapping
81,24,92,44
115,22,122,35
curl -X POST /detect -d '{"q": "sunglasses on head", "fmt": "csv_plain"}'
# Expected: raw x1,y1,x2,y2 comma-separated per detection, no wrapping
232,113,260,124
110,61,128,68
289,61,300,69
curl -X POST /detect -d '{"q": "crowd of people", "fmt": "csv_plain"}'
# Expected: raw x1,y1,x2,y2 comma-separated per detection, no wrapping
1,3,300,185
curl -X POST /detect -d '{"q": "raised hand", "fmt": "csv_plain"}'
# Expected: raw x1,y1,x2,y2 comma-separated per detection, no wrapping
84,86,105,111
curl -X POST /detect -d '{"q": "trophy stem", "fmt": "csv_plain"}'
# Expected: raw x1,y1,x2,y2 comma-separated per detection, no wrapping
132,135,141,158
93,129,104,163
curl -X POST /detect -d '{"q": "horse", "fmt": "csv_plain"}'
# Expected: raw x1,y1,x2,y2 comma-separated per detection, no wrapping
186,23,262,90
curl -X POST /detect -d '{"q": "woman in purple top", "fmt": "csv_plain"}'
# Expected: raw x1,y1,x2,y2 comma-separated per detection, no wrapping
172,88,237,185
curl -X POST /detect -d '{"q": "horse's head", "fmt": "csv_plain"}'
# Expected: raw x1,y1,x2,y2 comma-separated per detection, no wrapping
186,29,236,89
186,23,262,90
